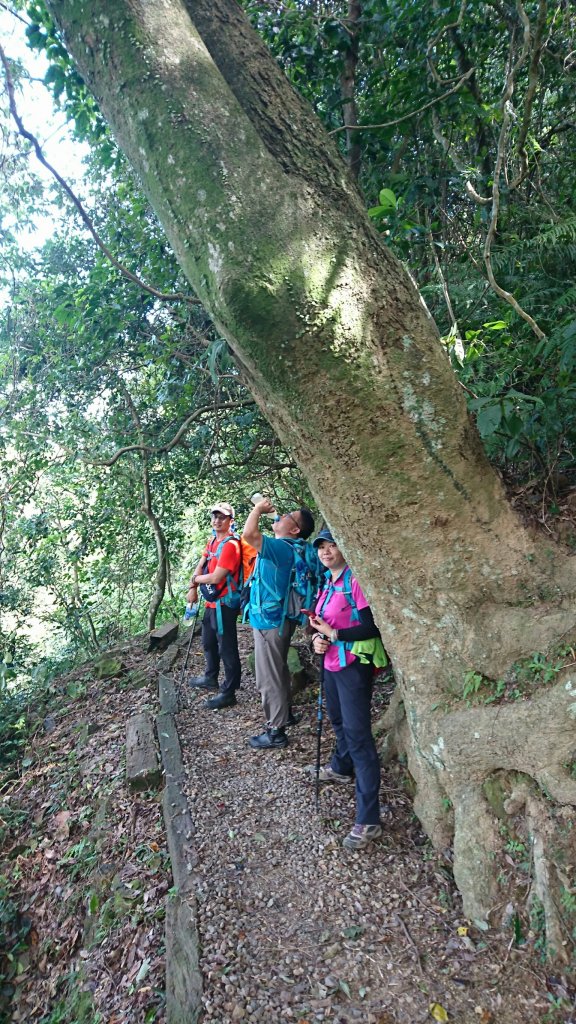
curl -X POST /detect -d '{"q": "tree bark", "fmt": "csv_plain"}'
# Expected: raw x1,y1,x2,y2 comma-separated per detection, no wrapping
340,0,362,182
47,0,576,937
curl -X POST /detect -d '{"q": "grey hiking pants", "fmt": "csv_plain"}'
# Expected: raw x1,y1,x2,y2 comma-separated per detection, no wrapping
253,621,297,729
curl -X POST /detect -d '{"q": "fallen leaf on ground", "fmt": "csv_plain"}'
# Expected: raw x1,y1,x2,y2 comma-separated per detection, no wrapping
429,1002,449,1022
53,811,71,839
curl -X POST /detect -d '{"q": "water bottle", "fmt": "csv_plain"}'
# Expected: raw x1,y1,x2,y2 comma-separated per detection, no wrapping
184,602,198,620
251,492,275,516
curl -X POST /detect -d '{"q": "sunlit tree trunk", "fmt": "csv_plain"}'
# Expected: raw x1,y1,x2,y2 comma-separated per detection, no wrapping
47,0,576,947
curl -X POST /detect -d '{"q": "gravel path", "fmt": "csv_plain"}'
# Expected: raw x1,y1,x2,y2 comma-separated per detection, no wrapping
175,624,553,1024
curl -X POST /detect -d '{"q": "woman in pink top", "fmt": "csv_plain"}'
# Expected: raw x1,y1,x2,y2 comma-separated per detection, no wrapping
310,528,383,851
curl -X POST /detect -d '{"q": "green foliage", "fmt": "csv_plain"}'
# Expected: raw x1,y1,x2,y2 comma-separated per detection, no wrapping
243,0,576,492
2,0,574,668
0,689,29,769
0,873,32,1020
512,644,574,690
38,969,102,1024
460,643,573,705
457,318,576,488
25,0,114,157
461,670,507,705
57,837,99,880
0,137,310,659
0,643,93,773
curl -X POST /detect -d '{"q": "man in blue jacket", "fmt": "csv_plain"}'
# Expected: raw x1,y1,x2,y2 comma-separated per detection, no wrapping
242,496,316,749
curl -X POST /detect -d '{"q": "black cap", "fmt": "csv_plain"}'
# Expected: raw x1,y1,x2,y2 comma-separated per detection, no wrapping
313,527,336,548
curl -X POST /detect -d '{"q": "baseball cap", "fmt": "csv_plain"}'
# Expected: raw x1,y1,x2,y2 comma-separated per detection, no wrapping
211,501,235,518
313,527,336,548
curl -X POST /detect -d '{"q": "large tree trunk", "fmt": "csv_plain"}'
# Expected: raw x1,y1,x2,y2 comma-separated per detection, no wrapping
47,0,576,945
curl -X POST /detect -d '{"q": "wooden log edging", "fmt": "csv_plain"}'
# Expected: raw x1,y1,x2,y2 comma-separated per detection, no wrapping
157,714,186,781
157,641,181,674
126,712,162,791
165,894,203,1024
156,687,203,1024
158,672,178,714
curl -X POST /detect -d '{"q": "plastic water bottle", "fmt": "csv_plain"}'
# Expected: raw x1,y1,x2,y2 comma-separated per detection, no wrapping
251,492,275,516
184,602,198,620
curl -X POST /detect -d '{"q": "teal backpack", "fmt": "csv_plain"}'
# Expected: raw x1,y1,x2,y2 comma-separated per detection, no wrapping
283,538,322,631
247,538,321,634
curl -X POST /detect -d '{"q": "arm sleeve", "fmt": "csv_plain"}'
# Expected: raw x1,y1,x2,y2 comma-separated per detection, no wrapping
337,605,380,642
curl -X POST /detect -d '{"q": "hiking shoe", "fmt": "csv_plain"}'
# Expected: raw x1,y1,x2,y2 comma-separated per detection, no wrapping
342,824,383,850
307,764,354,785
189,675,218,690
249,728,288,750
204,692,237,710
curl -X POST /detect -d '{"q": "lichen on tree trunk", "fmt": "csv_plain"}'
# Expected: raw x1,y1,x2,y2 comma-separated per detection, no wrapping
47,0,576,950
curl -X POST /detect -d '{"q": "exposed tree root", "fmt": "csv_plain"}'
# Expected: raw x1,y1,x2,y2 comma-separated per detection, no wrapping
505,779,573,964
379,674,576,958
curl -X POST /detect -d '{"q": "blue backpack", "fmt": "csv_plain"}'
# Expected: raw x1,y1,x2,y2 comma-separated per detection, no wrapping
282,539,322,631
247,538,321,634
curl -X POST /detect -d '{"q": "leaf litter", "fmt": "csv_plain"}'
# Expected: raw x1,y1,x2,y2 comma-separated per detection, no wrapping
0,625,574,1023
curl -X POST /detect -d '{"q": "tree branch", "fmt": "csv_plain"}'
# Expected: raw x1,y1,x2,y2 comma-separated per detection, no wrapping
483,17,546,340
431,111,492,204
95,399,255,466
339,0,361,181
328,68,475,136
0,42,199,306
114,376,171,629
509,0,548,190
424,210,460,339
0,2,28,26
426,0,468,86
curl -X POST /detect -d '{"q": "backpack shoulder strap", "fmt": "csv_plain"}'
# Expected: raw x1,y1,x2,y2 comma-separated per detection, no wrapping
214,534,239,554
342,567,360,620
212,535,242,633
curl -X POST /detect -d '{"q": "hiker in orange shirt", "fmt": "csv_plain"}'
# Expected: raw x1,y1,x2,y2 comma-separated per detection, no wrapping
188,502,242,710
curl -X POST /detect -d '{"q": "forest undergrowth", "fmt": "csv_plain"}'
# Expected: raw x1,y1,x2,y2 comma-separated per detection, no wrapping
1,622,576,1023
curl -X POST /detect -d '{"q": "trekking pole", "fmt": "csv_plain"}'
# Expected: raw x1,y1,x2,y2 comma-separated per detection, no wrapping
179,596,203,687
314,652,325,813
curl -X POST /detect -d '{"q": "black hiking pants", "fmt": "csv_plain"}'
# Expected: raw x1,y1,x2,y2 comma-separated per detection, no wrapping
202,604,242,695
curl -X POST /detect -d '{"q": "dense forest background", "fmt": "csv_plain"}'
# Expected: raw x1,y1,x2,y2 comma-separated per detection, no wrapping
1,0,575,748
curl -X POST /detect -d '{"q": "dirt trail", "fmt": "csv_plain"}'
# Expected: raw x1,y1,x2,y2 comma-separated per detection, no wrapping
175,623,557,1024
1,625,569,1024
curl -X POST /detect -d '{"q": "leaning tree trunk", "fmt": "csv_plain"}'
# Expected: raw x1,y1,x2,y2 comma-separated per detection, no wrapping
48,0,576,947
